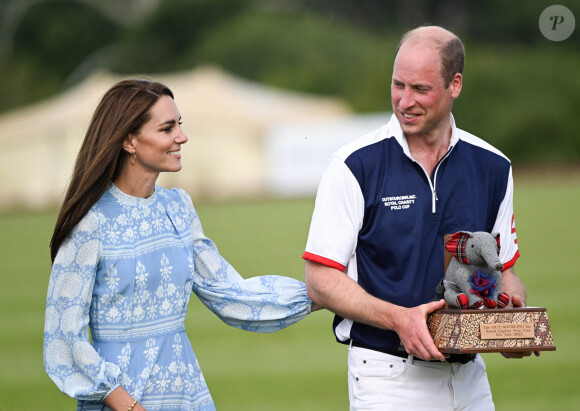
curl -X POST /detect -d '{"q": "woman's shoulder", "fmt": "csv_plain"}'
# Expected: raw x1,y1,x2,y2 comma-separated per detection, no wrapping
158,186,195,210
75,207,101,234
53,208,102,267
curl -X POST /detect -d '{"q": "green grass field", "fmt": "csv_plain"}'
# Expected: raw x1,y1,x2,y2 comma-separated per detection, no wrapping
0,170,578,410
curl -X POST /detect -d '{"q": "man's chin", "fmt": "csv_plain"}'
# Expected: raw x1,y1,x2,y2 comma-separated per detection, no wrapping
399,123,423,137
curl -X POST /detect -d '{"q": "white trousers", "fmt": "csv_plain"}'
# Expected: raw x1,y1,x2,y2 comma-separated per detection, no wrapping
348,345,494,410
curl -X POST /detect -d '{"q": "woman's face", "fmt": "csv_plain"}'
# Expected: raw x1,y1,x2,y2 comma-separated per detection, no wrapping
129,95,188,176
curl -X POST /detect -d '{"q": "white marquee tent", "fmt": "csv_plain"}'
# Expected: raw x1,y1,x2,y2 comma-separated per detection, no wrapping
0,66,355,210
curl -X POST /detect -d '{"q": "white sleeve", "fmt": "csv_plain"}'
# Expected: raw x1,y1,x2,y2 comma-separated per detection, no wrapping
303,156,364,271
492,165,520,269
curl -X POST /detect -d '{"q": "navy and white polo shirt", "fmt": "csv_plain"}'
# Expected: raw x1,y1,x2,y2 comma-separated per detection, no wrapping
303,114,520,353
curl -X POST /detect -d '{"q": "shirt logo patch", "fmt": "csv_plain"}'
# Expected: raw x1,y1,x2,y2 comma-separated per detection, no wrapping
382,195,417,211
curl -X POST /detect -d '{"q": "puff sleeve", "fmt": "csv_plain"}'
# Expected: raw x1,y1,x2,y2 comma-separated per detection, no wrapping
176,189,312,333
43,212,121,401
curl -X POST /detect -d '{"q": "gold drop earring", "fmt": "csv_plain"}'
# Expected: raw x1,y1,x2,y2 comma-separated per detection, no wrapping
130,152,137,166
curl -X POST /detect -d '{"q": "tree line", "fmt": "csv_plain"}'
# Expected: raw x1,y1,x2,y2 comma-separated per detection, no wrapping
0,0,578,164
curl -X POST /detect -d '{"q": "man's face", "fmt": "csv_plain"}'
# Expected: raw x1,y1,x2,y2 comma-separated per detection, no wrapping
391,42,461,141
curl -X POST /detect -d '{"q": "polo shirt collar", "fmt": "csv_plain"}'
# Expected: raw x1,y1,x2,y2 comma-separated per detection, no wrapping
388,113,459,158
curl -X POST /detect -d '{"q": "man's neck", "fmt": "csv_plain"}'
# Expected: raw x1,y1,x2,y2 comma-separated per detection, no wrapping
406,128,452,177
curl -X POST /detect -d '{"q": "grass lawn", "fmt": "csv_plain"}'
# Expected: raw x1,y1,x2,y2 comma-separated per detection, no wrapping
0,170,578,410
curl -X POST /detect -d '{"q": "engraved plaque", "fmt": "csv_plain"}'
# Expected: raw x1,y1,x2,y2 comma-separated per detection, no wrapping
480,322,535,340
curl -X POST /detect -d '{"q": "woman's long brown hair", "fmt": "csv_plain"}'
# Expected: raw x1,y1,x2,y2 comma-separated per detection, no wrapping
50,79,174,263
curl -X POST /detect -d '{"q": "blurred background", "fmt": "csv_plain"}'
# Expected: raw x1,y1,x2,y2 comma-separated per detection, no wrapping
0,0,579,409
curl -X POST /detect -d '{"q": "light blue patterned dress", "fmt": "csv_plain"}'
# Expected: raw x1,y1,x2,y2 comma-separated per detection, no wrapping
44,184,312,410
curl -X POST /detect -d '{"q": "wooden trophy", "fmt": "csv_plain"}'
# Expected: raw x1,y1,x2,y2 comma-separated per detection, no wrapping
426,234,556,354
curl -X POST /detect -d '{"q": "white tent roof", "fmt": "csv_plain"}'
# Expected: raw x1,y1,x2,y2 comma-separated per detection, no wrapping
0,66,351,209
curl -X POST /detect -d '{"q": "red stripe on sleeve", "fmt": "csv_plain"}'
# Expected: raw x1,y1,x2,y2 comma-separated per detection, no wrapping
302,252,346,272
502,250,520,271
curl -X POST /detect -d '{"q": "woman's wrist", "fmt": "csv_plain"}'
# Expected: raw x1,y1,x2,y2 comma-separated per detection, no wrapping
103,386,142,411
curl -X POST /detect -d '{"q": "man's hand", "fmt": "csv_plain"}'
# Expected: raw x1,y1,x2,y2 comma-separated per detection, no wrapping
500,294,541,359
310,302,324,312
306,261,447,361
393,299,446,361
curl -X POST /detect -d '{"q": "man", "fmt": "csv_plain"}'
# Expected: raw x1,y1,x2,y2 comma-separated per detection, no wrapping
303,26,533,410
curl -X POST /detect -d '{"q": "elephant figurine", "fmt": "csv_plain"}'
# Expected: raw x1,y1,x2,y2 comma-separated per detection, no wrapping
442,231,510,309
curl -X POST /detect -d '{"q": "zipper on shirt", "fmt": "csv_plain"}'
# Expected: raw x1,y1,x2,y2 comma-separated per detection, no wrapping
431,187,438,214
411,146,454,214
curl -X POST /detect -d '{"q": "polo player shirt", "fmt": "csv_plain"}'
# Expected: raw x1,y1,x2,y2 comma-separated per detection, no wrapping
303,113,520,353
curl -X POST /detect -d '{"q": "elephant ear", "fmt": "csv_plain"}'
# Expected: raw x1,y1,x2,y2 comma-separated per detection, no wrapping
445,231,473,264
492,232,501,255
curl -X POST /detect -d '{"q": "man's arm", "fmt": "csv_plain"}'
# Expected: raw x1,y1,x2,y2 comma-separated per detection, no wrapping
501,267,540,358
501,267,527,307
305,260,446,361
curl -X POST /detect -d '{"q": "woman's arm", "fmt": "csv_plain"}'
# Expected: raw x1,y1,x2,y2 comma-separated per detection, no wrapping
190,229,312,332
104,387,145,411
178,189,312,333
44,213,124,401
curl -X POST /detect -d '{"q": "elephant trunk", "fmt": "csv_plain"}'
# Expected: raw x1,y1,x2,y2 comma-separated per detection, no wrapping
481,245,503,272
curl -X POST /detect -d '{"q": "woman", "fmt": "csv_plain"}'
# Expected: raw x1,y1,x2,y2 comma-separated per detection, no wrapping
44,79,312,410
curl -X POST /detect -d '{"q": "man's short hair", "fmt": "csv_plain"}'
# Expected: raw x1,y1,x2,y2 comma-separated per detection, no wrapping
397,26,465,88
440,37,464,88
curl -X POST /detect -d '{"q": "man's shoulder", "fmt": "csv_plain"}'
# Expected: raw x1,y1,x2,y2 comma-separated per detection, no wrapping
455,127,510,163
333,122,396,162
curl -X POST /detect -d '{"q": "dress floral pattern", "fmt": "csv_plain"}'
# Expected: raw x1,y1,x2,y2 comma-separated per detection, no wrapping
44,184,311,410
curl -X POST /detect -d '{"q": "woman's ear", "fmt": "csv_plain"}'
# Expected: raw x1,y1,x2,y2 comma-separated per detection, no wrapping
122,134,137,154
445,231,472,264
